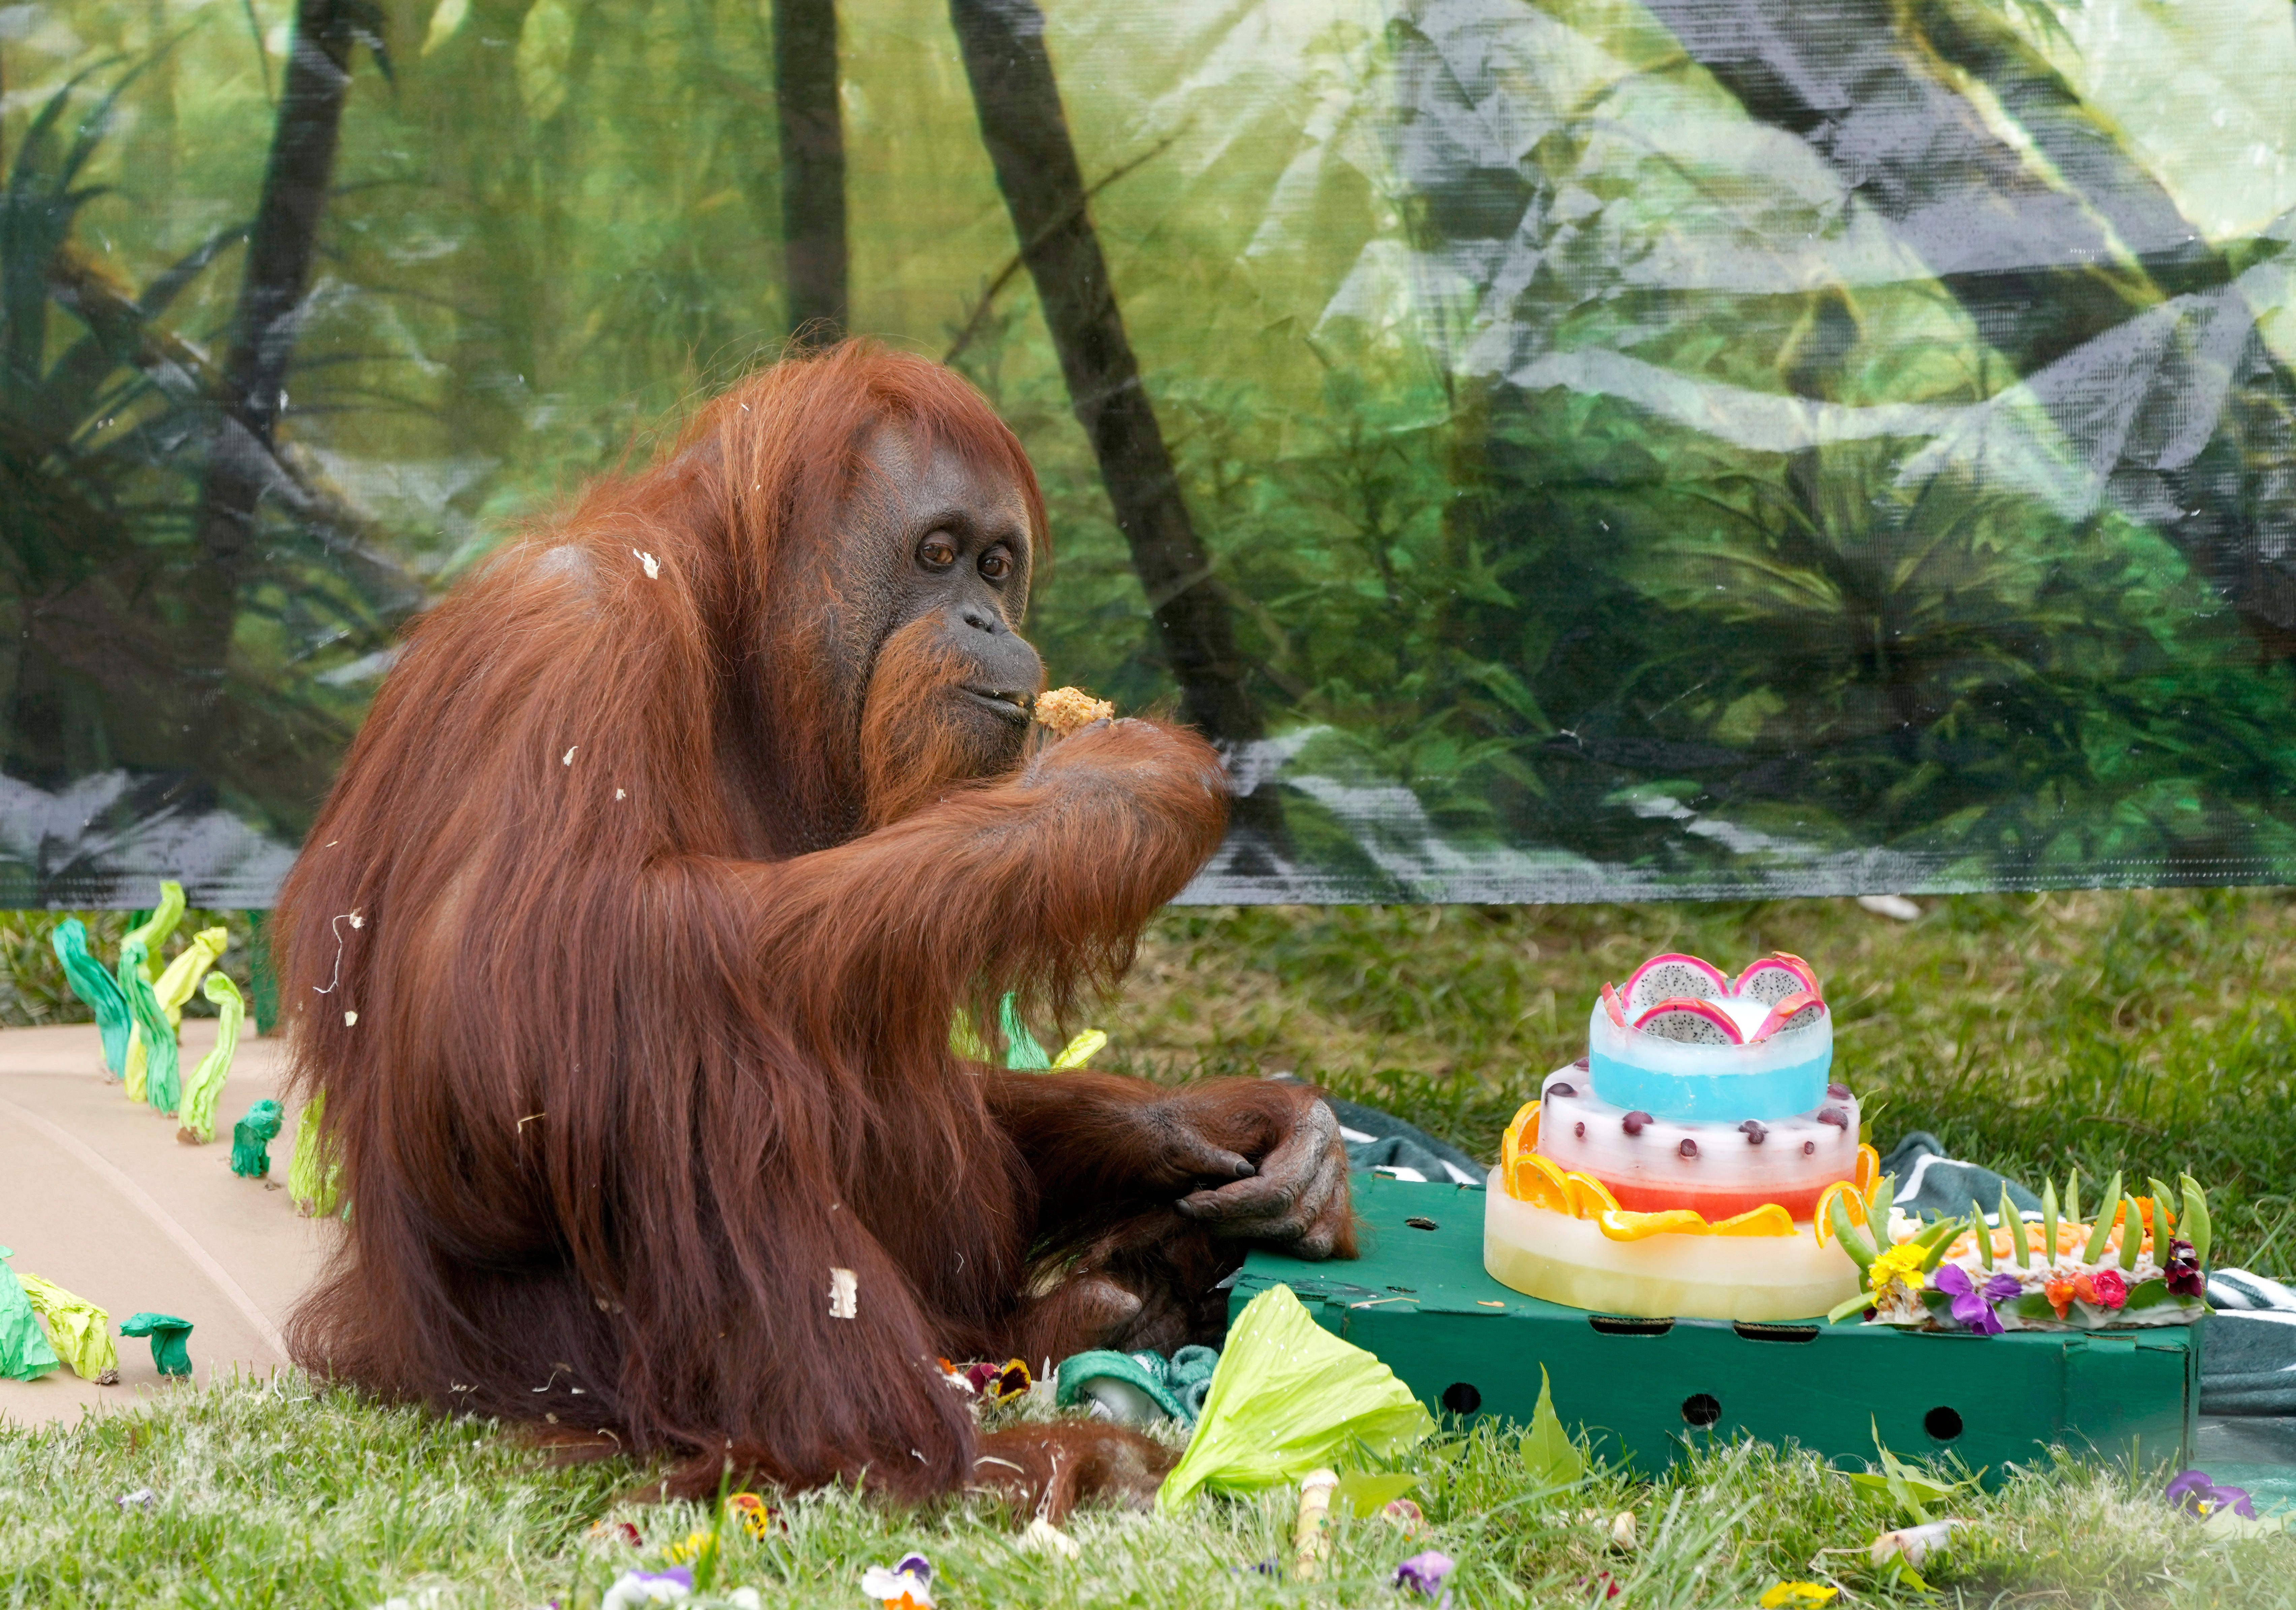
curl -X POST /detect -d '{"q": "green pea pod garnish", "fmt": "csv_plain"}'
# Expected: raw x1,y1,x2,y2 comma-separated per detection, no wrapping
2041,1180,2059,1269
1867,1172,1896,1224
2147,1178,2178,1243
2082,1170,2123,1264
1919,1214,1965,1275
1969,1198,1994,1270
1829,1190,1877,1272
2065,1169,2081,1233
2002,1183,2028,1268
2181,1175,2212,1267
2119,1195,2145,1271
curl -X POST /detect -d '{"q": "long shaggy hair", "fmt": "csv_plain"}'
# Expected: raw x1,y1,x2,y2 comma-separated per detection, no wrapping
276,342,1228,1499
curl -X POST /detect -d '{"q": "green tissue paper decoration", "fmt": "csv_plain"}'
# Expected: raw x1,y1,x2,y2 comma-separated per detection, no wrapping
118,940,179,1115
17,1270,117,1383
154,925,228,1028
176,974,245,1145
289,1090,345,1217
119,1311,194,1378
0,1248,62,1381
52,918,133,1075
232,1099,285,1178
1156,1283,1434,1512
121,882,186,982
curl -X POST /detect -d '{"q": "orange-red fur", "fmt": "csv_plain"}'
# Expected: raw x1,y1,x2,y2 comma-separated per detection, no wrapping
275,343,1320,1513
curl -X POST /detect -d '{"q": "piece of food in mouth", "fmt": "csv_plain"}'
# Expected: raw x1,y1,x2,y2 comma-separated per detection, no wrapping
1033,685,1115,736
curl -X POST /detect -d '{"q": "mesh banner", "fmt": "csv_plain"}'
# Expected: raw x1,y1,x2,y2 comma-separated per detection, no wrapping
5,0,2295,904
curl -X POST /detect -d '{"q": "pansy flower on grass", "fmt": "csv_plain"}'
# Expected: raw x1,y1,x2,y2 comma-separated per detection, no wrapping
2167,1469,2257,1521
862,1553,935,1609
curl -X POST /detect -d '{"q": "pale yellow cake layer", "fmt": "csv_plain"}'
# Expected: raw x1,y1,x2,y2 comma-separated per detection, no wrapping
1482,1169,1862,1322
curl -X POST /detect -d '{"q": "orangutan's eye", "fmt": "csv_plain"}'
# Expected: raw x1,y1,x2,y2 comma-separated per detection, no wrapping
979,547,1012,581
918,535,957,570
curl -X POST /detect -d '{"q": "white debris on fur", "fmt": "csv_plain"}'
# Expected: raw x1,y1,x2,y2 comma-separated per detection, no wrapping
830,1267,858,1319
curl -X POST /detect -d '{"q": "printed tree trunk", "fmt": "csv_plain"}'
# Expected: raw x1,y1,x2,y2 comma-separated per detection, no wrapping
1640,0,2296,658
184,0,369,722
946,0,1283,856
774,0,847,339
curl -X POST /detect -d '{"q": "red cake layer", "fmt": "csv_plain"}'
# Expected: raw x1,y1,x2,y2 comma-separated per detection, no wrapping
1593,1174,1849,1223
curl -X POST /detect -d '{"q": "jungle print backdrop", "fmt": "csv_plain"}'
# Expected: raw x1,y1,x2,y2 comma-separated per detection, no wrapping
5,0,2296,903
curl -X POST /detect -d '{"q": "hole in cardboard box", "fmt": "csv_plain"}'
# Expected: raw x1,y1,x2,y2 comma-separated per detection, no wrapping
1404,1217,1440,1231
1440,1382,1482,1416
1924,1405,1964,1441
1587,1315,1674,1336
1681,1393,1721,1428
1731,1322,1820,1343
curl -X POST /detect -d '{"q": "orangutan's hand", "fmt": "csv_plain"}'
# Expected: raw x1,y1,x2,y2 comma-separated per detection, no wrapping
1148,1081,1354,1259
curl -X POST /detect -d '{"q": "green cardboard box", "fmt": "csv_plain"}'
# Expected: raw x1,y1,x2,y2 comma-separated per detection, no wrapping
1230,1174,2200,1479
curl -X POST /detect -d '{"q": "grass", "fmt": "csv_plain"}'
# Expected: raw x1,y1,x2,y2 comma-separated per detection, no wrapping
5,889,2296,1604
1,1368,2284,1608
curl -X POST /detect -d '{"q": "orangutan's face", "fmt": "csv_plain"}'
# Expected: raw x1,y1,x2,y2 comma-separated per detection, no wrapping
839,429,1046,824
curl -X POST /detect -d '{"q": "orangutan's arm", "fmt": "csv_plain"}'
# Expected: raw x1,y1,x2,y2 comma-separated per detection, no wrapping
981,1069,1352,1257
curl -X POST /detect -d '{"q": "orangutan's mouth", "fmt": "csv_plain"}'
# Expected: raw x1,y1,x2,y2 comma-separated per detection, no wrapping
961,687,1032,726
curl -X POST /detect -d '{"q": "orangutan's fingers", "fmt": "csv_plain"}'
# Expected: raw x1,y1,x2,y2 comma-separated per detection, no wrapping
1158,1123,1259,1185
1174,1099,1341,1232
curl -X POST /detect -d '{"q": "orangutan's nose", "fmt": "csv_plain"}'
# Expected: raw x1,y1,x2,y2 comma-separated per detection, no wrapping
960,604,1003,635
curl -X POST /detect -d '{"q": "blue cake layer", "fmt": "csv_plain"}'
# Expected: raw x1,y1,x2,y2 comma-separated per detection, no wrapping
1586,1002,1833,1122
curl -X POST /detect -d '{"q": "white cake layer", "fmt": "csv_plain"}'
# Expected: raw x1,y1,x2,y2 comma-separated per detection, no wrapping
1483,1172,1863,1321
1535,1065,1861,1192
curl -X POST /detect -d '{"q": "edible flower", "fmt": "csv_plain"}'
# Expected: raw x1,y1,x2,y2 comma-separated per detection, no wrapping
2165,1238,2205,1298
1759,1585,1839,1608
1394,1549,1455,1603
1933,1266,2021,1336
862,1554,935,1609
726,1491,776,1540
2167,1469,2257,1520
1867,1241,1929,1295
963,1359,1032,1402
2087,1268,2128,1309
2045,1275,2079,1320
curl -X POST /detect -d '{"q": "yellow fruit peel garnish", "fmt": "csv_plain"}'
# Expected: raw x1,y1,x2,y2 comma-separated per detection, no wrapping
1710,1204,1797,1238
1598,1208,1713,1241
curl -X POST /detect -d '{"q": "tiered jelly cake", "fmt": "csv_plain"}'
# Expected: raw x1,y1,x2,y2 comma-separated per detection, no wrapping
1483,952,1879,1321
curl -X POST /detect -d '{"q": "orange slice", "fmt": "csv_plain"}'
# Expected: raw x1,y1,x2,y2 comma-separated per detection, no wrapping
1853,1143,1880,1193
1597,1208,1712,1241
1710,1203,1796,1238
1812,1180,1867,1246
1509,1152,1572,1213
1564,1171,1622,1219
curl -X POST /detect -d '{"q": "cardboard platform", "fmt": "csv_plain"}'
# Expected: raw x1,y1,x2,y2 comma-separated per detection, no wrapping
0,1022,330,1427
1233,1174,2200,1479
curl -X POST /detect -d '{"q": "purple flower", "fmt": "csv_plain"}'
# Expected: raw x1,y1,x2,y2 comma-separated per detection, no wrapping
2165,1239,2206,1298
1932,1265,2015,1336
2167,1469,2258,1519
1395,1550,1455,1601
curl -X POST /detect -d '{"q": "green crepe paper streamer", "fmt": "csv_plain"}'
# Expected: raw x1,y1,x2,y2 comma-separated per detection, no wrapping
231,1099,285,1178
52,919,133,1075
0,1248,62,1381
177,975,244,1145
17,1270,117,1383
997,995,1051,1071
288,1090,345,1217
154,925,228,1029
119,1311,193,1378
1156,1283,1434,1512
118,940,180,1116
122,882,186,983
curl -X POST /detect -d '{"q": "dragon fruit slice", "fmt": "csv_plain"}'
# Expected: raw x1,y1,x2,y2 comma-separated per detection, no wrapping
1734,954,1820,1006
1747,990,1827,1042
1600,981,1630,1028
1631,997,1744,1044
1622,953,1730,1017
